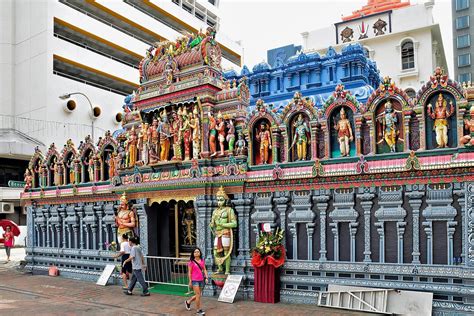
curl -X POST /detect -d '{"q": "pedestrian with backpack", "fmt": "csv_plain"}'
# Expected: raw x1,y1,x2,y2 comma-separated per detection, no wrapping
185,247,208,315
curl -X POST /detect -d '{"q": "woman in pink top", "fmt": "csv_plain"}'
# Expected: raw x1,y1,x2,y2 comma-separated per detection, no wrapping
3,226,14,262
185,247,208,315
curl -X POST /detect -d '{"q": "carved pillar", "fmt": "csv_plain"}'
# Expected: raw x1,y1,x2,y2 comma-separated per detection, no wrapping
423,221,433,264
45,207,51,247
447,221,457,265
310,120,318,160
233,193,252,259
280,127,288,162
465,182,474,266
251,192,275,241
349,222,358,262
357,188,375,262
275,191,290,246
94,204,104,250
288,190,315,260
134,199,148,255
330,222,339,261
397,222,406,263
418,113,426,150
454,183,466,262
196,194,213,260
376,222,385,263
26,206,34,248
307,223,315,260
289,224,298,259
77,205,84,249
406,185,424,264
73,225,79,249
313,192,330,261
403,113,411,151
355,117,362,155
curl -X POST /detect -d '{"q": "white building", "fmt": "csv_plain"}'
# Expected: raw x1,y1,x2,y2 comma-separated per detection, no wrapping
0,0,241,226
301,0,448,97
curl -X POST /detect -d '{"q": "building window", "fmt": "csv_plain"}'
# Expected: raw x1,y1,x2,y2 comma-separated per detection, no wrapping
456,0,470,11
457,34,471,48
405,88,416,98
459,73,472,83
456,16,470,29
401,40,415,70
458,53,471,67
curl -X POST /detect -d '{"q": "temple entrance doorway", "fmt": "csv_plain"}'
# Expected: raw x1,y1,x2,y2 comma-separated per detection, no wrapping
147,199,196,258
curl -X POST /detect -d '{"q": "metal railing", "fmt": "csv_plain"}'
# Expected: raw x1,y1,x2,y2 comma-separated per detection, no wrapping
144,255,190,288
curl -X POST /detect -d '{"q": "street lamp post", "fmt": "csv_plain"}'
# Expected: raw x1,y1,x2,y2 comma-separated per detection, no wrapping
59,92,95,143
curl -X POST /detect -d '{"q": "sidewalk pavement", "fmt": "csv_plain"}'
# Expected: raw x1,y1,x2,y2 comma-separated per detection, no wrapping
0,248,368,316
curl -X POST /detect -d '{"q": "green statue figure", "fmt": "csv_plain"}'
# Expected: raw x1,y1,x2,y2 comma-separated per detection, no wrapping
210,186,237,274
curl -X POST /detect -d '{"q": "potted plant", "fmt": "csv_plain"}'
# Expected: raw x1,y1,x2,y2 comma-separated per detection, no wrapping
251,227,285,303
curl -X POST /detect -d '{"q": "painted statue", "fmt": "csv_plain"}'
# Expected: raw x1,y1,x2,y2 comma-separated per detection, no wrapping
148,118,160,159
427,93,454,148
24,169,32,191
461,105,474,147
208,112,217,157
216,112,226,156
158,110,172,161
39,164,47,187
380,100,398,152
189,107,201,160
226,119,236,153
235,132,247,156
51,157,61,186
88,152,95,182
148,146,160,164
210,186,237,274
180,107,192,160
182,207,196,246
171,109,183,160
108,152,117,179
138,122,149,165
127,127,138,167
69,158,75,184
257,122,272,164
334,107,353,157
290,114,310,161
115,192,136,242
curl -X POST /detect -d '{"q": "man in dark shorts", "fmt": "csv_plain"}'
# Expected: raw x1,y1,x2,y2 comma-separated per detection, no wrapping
115,234,132,289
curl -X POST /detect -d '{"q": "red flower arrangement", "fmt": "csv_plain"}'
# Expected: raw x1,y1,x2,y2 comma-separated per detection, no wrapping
251,228,286,268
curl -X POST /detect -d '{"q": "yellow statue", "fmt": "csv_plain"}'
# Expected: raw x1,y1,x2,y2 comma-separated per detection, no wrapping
115,192,136,242
290,114,310,161
427,93,454,148
379,100,398,152
210,186,237,274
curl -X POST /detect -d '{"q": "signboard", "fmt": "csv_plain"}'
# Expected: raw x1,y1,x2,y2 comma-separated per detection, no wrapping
96,264,116,286
218,275,243,304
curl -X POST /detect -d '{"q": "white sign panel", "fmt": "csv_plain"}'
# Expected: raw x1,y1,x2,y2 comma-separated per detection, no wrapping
96,264,116,286
218,275,243,304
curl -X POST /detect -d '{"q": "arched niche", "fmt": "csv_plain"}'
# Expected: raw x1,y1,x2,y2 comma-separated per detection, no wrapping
101,144,115,181
329,106,356,158
251,118,273,165
288,112,311,161
424,92,457,149
63,151,75,185
374,98,404,154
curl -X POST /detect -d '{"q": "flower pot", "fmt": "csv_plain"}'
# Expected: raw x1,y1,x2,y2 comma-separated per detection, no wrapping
254,264,280,303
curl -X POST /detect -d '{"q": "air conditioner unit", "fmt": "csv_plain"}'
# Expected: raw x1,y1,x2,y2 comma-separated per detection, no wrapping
0,202,15,214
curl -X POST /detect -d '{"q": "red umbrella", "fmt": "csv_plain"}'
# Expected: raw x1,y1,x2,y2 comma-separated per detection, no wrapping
0,219,21,237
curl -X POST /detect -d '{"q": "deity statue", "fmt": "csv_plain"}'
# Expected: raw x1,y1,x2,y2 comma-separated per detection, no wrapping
334,107,353,157
108,152,117,179
138,122,149,165
50,157,61,186
290,114,310,161
257,122,272,164
115,192,136,242
226,119,236,153
158,110,172,161
69,158,75,184
189,107,201,159
182,207,196,246
88,152,95,182
210,186,237,274
24,169,32,191
148,146,160,164
180,107,192,160
148,118,160,159
235,132,247,156
126,127,138,167
461,105,474,146
208,112,217,157
216,112,226,156
171,109,183,160
427,93,454,148
39,164,47,187
379,100,398,152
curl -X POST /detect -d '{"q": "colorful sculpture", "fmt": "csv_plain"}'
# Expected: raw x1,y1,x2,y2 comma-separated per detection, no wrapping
226,119,236,153
236,132,247,156
210,186,237,274
138,122,149,165
180,107,192,160
149,118,159,160
257,122,272,164
108,152,117,179
115,192,136,242
208,112,217,157
189,107,201,159
127,127,138,167
171,109,183,160
379,100,399,152
217,112,226,156
88,152,95,182
158,111,172,161
68,158,75,184
427,93,454,148
290,114,310,161
24,169,32,191
461,105,474,147
334,107,353,157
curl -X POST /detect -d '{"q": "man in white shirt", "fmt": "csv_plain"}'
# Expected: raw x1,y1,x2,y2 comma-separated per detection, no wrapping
114,234,132,289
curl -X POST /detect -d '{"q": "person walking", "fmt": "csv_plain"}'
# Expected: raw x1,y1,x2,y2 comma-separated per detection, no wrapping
114,234,132,289
3,226,14,263
122,236,150,296
185,247,208,315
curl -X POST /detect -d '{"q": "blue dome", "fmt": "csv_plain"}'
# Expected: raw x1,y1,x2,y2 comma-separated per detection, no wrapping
241,65,251,76
252,61,271,73
223,69,238,79
341,43,364,54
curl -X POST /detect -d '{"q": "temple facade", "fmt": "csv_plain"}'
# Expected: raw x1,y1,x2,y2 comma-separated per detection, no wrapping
21,29,474,315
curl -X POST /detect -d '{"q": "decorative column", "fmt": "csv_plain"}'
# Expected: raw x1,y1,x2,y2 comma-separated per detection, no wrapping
423,221,433,264
26,206,34,249
250,192,275,241
102,202,116,245
310,120,318,160
280,126,289,162
330,222,339,261
274,191,290,246
357,187,375,262
465,182,474,266
447,221,457,265
397,222,406,264
58,205,67,248
454,183,466,262
406,185,424,264
83,204,96,249
134,199,148,255
375,221,385,263
76,205,85,249
313,191,330,261
288,190,315,260
349,222,358,262
195,194,213,260
45,206,51,247
233,193,252,260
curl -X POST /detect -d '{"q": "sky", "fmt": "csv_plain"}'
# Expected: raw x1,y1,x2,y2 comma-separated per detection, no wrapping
218,0,453,74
